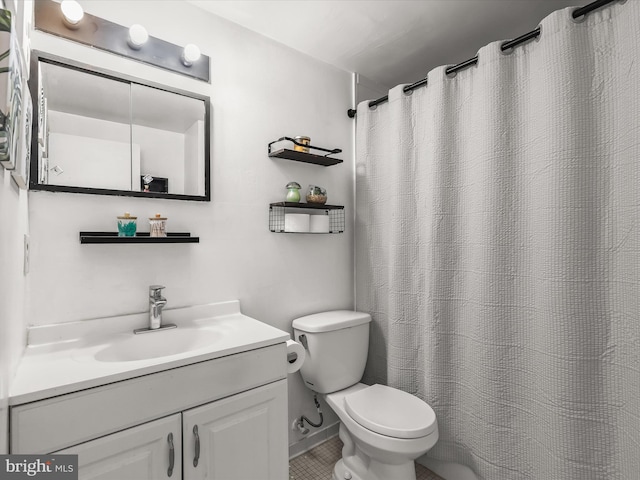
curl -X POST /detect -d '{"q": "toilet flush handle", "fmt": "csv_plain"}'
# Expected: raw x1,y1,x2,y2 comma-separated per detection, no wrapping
298,334,308,349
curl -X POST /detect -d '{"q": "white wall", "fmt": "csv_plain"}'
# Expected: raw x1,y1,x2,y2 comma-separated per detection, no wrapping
0,0,31,454
133,124,184,194
27,0,353,450
47,110,134,189
0,171,28,454
184,120,204,196
48,110,130,142
48,133,133,190
355,73,388,106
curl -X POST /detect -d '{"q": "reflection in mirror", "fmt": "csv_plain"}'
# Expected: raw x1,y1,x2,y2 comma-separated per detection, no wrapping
131,84,205,196
40,62,132,190
31,53,210,201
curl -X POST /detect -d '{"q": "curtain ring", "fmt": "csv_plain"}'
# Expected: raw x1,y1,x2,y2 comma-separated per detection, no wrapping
501,24,542,56
500,42,514,56
571,7,589,23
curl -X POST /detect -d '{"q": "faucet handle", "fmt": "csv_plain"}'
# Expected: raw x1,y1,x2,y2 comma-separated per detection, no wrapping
149,285,165,299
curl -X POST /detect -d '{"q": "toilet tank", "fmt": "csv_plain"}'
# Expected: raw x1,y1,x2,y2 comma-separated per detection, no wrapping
292,310,371,394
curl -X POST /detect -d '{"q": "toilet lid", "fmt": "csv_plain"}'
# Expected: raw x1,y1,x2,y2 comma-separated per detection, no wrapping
344,384,437,439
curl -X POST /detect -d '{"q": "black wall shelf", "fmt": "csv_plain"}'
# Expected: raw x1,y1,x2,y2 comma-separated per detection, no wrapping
269,148,343,167
80,232,199,244
268,137,343,166
270,202,344,210
269,203,345,234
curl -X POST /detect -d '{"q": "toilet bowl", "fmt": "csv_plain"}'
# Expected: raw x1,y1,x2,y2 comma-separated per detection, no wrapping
292,310,439,480
325,383,438,480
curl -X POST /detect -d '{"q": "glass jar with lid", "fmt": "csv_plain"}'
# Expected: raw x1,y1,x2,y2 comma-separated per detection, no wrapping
286,181,302,203
306,185,327,204
117,212,137,237
149,213,167,237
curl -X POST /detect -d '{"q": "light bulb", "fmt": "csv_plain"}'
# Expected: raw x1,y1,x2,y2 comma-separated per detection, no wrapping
128,24,149,50
60,0,84,28
181,44,201,67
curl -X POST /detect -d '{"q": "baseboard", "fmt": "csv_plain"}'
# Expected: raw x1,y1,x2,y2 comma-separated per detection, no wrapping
289,422,340,460
417,456,479,480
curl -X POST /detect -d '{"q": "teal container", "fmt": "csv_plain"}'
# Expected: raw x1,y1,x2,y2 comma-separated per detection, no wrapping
117,213,137,237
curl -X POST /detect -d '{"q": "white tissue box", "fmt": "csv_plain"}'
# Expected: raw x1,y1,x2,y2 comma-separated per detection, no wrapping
309,215,330,233
284,214,310,232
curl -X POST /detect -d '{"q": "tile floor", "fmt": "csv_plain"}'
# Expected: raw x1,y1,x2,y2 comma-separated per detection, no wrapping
289,435,444,480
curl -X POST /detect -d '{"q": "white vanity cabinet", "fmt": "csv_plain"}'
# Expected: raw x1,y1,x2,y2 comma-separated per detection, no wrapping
53,381,287,480
55,414,182,480
183,381,288,480
10,343,289,480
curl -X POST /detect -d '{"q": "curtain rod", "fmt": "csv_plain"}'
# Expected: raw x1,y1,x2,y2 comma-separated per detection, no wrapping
347,0,618,118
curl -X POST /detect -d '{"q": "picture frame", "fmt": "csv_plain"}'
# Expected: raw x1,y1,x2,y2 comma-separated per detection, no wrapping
0,8,12,167
6,33,23,168
0,7,23,171
11,74,30,188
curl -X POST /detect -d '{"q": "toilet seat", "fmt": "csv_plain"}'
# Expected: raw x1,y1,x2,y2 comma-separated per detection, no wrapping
344,384,437,439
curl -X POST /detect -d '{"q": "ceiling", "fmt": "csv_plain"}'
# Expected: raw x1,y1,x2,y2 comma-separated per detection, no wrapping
188,0,591,90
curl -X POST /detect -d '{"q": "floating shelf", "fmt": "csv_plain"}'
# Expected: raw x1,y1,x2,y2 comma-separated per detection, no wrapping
270,202,344,210
268,137,343,166
80,232,199,244
268,148,343,167
269,202,345,234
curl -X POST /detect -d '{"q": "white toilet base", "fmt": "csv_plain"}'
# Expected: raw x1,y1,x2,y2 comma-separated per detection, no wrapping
332,456,417,480
332,458,358,480
333,423,418,480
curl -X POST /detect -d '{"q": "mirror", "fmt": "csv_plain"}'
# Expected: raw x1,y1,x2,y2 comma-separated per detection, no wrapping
30,52,210,201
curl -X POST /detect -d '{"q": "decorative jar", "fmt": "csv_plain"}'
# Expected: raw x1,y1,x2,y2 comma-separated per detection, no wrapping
286,181,302,203
149,213,167,237
293,136,311,153
117,212,137,237
306,185,327,204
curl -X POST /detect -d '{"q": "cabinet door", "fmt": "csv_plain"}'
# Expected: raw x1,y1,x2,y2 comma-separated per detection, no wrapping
55,414,182,480
183,380,288,480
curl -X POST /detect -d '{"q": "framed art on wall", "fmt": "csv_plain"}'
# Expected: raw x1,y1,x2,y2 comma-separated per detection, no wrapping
11,74,30,188
0,8,12,167
0,7,23,171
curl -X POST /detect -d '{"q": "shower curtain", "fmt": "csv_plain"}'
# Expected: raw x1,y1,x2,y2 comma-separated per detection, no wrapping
355,3,639,479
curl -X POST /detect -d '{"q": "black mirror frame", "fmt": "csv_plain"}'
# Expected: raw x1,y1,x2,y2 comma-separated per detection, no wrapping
29,51,211,202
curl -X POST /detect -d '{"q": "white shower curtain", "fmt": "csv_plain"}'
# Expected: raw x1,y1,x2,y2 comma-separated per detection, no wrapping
355,3,639,479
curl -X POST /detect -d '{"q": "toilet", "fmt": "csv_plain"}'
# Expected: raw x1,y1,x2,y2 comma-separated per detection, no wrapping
293,310,438,480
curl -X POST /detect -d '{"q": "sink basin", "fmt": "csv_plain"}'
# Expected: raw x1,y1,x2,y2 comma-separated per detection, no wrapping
95,327,218,362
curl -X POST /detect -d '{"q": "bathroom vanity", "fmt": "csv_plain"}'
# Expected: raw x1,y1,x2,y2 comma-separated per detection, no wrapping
9,301,290,480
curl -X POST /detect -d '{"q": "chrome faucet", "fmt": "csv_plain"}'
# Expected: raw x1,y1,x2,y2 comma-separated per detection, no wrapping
134,285,176,334
149,285,167,329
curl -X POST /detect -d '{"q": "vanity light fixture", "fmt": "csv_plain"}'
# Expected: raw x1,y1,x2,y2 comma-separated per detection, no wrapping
127,24,149,50
181,44,201,67
35,0,210,82
60,0,84,28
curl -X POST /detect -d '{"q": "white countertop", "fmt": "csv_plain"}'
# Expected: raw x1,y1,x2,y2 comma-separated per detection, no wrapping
10,301,290,405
